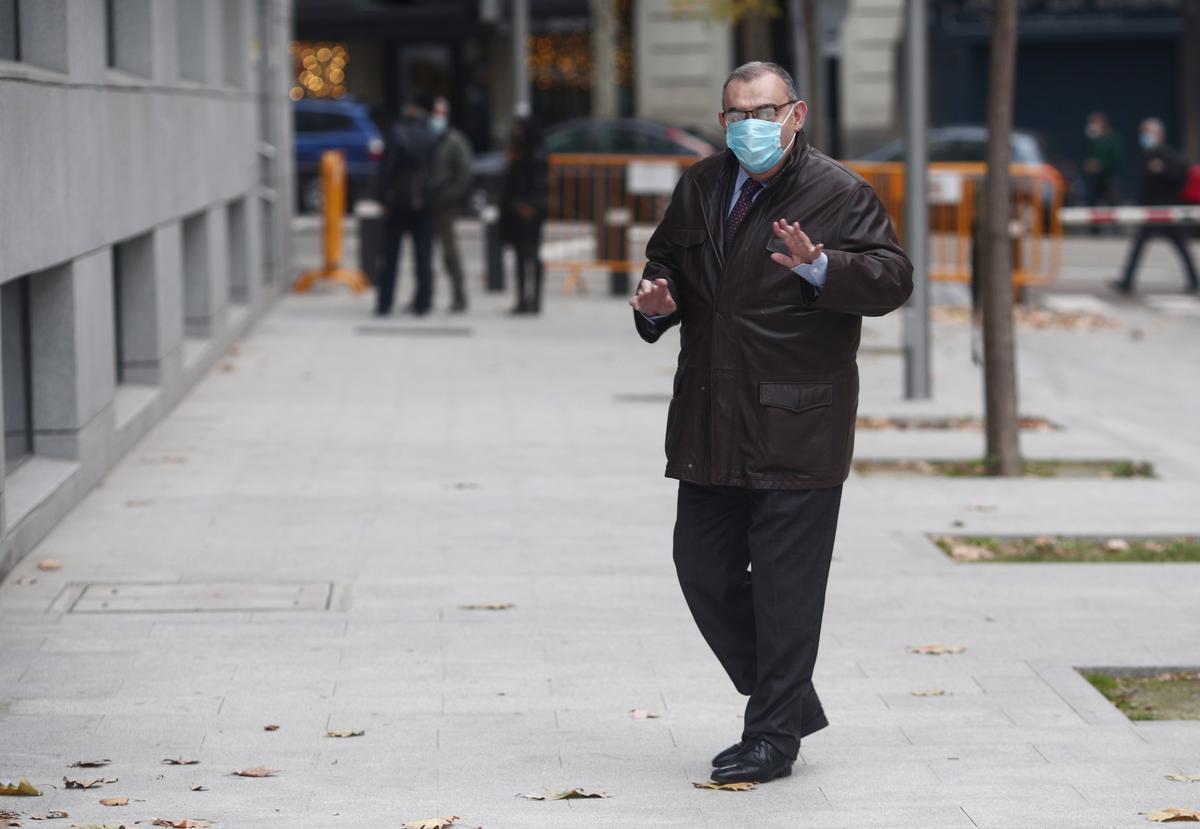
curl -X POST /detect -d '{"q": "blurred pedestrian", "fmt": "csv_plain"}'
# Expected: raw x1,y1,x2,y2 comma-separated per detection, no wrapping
629,61,912,785
1082,112,1123,211
1113,118,1198,294
429,96,474,313
373,97,438,316
499,115,548,314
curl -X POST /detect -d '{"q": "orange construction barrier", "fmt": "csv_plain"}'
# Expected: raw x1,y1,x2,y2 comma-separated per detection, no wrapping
540,156,1063,293
294,150,370,294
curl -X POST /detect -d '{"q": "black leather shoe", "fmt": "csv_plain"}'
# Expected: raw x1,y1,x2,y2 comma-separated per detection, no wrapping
710,739,793,784
711,708,829,767
711,741,746,767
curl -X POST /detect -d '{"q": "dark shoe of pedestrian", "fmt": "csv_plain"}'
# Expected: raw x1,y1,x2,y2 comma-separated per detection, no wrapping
450,298,468,313
711,709,828,767
407,304,430,317
710,739,793,785
373,307,390,317
509,304,529,315
1108,279,1132,296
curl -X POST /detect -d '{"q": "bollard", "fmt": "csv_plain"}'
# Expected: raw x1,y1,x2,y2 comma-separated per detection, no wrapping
481,203,505,292
294,150,370,294
605,205,631,296
355,199,385,285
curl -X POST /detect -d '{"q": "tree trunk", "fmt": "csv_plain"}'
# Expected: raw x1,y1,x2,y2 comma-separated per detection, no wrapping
1183,0,1199,162
737,5,772,64
590,0,618,118
981,0,1021,476
802,0,823,149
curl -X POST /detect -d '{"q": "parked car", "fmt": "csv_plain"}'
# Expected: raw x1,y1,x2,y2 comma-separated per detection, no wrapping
293,97,384,213
857,125,1085,206
468,117,717,216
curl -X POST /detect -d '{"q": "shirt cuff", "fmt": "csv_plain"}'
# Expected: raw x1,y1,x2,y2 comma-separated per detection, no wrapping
639,312,672,325
792,251,828,291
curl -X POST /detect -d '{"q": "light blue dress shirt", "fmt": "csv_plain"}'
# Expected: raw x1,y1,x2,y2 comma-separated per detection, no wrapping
641,164,828,325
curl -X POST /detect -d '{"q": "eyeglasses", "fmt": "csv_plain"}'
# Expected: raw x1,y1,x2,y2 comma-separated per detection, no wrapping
723,100,797,124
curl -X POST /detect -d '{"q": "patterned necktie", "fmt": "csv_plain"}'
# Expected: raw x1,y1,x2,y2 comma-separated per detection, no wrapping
725,178,763,246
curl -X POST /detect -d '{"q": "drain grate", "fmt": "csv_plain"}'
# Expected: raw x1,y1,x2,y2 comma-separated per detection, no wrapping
354,325,472,338
67,582,334,613
613,393,671,403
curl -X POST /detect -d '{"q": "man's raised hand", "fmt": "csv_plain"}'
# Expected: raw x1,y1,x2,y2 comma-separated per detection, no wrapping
630,278,677,317
770,219,824,269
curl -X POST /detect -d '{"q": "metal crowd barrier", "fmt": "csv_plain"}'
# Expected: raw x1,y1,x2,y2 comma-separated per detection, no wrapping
542,155,1064,293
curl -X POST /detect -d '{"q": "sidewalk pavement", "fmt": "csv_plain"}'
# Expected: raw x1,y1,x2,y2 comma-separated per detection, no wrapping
1,225,1199,828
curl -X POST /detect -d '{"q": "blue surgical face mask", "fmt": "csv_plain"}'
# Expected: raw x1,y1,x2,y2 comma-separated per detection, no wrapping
1139,131,1159,150
430,115,448,135
725,103,798,174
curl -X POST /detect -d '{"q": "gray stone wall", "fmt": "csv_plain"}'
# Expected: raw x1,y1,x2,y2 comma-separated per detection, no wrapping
0,0,294,579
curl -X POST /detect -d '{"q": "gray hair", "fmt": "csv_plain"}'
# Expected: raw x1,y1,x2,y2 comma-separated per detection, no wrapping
722,61,799,103
1140,117,1165,135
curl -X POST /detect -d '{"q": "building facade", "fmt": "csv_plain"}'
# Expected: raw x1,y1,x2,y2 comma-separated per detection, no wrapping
0,0,295,580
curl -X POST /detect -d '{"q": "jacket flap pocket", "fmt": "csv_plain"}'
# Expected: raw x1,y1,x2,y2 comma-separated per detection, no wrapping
759,381,833,414
670,228,707,247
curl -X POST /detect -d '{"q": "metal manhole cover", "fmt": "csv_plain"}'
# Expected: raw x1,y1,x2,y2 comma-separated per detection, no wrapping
354,325,473,337
613,393,671,403
68,582,334,613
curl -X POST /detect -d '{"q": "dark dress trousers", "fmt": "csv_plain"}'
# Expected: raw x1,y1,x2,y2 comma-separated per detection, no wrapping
635,132,912,759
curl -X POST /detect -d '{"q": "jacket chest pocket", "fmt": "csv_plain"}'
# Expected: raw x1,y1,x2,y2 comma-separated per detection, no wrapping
669,228,709,287
749,381,835,477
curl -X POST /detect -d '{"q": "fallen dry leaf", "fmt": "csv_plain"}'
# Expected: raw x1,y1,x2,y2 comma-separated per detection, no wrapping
911,689,947,697
0,778,41,796
459,602,514,611
1144,806,1200,822
1106,538,1131,552
231,767,278,778
150,820,213,828
29,812,69,820
1166,775,1200,783
325,730,365,738
14,577,37,586
68,761,110,769
37,560,62,572
906,643,966,655
98,799,127,808
161,759,198,766
63,778,116,790
402,818,459,829
189,786,206,792
948,544,994,561
0,812,18,821
263,725,280,732
692,781,758,791
629,709,662,720
516,788,608,800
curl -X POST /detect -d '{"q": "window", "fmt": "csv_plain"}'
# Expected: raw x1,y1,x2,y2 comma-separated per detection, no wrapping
181,213,211,338
226,199,249,304
176,0,207,82
221,0,243,86
0,0,18,62
112,246,125,384
2,277,33,475
294,110,356,134
106,0,152,77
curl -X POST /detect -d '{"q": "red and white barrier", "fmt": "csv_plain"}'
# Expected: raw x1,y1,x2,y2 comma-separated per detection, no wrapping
1058,205,1200,226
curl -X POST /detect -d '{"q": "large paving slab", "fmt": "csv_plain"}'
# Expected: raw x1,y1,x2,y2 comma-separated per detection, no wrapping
1,224,1198,828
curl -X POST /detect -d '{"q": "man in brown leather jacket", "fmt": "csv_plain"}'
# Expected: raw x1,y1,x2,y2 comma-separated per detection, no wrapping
629,62,912,784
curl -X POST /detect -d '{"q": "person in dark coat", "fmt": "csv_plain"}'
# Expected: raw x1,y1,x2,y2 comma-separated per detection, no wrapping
1114,118,1198,294
374,99,438,316
629,62,912,785
499,116,549,314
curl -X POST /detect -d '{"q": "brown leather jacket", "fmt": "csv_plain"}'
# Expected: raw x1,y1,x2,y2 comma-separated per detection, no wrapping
634,132,912,489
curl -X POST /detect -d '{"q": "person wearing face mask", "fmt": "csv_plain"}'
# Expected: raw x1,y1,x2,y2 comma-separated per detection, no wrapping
628,61,912,785
428,96,475,313
1082,112,1123,213
1113,118,1198,294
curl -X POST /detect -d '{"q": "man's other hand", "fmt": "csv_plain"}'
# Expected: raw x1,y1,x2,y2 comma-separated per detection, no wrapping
770,219,824,269
630,278,677,316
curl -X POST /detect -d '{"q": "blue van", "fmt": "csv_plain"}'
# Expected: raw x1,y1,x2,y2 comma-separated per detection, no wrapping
293,97,384,213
